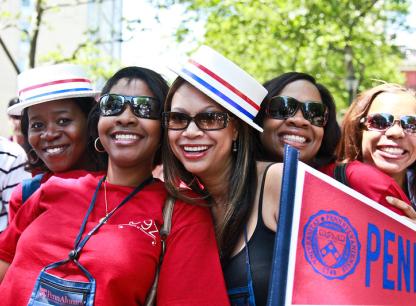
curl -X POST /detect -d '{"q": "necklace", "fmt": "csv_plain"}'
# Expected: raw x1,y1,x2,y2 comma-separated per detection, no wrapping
99,179,110,224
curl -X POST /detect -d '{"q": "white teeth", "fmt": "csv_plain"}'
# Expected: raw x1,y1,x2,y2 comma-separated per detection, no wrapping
380,147,404,155
282,134,306,144
184,146,208,152
46,147,64,154
115,134,138,140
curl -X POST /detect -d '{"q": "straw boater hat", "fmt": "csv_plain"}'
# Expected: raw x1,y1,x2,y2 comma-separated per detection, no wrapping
7,63,99,116
169,45,267,132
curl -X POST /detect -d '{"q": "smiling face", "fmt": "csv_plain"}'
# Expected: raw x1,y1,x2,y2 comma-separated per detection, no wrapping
27,99,89,173
361,91,416,183
260,80,325,162
97,78,161,171
167,82,238,182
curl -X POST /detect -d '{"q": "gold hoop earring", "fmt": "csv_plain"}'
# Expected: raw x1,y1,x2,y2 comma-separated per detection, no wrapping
94,137,106,153
28,149,40,164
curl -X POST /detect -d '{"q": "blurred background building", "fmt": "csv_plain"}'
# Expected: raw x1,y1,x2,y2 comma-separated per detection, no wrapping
401,48,416,90
0,0,122,137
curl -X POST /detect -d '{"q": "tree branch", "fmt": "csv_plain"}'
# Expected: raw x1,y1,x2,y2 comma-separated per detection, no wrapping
29,0,44,68
347,0,379,40
0,35,20,74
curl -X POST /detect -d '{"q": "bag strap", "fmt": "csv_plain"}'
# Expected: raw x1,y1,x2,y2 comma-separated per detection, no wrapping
334,163,349,187
22,173,44,203
144,195,175,306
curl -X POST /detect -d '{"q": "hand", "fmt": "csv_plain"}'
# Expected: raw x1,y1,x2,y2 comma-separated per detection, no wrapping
386,196,416,223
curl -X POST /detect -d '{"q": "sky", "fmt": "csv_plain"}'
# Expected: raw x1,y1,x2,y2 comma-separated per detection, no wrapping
121,0,416,79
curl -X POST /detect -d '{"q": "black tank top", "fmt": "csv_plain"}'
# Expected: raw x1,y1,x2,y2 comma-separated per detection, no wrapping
223,164,275,306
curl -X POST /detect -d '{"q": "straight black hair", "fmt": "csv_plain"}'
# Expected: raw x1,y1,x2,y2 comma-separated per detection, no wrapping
255,72,340,168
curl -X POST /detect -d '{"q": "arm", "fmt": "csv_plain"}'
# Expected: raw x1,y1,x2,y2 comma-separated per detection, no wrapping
262,162,284,231
345,161,411,216
0,187,43,265
1,148,31,230
157,202,229,306
0,259,10,283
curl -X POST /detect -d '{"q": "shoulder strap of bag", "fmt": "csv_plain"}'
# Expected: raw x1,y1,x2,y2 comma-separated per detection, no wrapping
144,195,175,306
22,173,44,203
334,163,350,187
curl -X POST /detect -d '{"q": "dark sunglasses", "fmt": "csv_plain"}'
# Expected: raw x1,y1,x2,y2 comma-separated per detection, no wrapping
99,94,161,119
162,111,230,131
266,96,328,127
360,113,416,135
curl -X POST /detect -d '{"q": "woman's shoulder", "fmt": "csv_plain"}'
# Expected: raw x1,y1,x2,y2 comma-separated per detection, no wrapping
344,160,394,182
42,170,104,190
256,161,283,177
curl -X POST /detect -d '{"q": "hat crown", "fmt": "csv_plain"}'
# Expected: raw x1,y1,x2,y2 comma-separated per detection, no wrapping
8,63,98,116
18,63,88,85
170,46,267,132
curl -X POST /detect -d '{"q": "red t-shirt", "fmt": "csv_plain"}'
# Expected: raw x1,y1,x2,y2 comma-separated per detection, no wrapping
0,173,229,305
319,160,411,216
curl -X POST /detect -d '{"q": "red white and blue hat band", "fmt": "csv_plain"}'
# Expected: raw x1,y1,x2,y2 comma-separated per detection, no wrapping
19,78,93,102
8,64,98,116
171,46,267,132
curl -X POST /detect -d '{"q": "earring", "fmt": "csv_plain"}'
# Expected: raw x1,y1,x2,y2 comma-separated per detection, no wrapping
28,149,40,164
232,140,238,152
94,137,106,153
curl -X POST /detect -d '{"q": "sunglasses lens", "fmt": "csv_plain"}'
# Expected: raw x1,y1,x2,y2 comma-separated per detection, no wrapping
302,102,327,127
401,116,416,134
163,112,190,130
268,97,297,119
132,97,161,119
163,112,229,131
195,112,228,130
99,94,124,116
268,96,326,127
366,113,393,130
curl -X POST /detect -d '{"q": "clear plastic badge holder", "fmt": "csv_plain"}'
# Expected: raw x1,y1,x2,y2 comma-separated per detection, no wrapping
28,255,96,306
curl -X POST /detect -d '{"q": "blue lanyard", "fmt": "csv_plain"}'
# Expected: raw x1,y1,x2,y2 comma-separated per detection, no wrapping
70,175,154,259
43,176,154,279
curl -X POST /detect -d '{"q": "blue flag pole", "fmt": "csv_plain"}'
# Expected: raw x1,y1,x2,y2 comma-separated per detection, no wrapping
267,144,299,306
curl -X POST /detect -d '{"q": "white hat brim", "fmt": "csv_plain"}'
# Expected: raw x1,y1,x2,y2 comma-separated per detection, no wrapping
7,90,99,116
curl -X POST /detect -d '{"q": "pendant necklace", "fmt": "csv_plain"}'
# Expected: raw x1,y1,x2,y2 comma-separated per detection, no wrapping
99,179,110,224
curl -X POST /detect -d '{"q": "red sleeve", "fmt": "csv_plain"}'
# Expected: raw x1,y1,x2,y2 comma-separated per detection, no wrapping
345,161,411,216
0,187,43,263
157,201,229,306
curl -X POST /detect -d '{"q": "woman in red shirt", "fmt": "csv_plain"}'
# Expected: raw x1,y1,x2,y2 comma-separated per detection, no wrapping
7,64,98,223
0,66,229,305
337,83,416,218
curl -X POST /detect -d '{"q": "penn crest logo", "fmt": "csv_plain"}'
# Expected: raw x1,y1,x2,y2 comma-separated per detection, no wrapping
302,210,360,280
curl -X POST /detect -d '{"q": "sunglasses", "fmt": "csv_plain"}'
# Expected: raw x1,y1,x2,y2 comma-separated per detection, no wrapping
162,111,230,131
266,96,328,127
360,113,416,135
99,94,161,119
